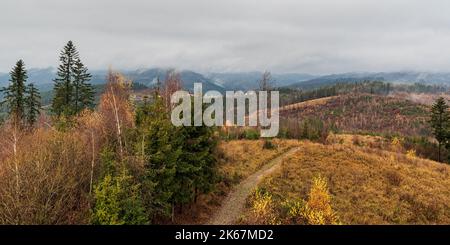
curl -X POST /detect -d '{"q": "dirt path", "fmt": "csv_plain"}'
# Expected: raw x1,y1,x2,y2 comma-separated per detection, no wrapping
208,147,300,225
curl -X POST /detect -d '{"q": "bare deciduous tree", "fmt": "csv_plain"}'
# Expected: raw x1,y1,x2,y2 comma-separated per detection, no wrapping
162,69,182,110
259,71,273,91
98,70,134,158
0,128,92,224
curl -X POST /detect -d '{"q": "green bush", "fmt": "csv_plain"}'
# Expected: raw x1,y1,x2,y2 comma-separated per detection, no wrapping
91,168,148,225
244,128,260,140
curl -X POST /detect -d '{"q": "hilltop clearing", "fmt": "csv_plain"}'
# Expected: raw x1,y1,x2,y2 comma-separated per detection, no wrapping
241,141,450,224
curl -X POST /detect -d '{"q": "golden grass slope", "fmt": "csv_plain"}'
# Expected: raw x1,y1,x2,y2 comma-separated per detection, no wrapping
174,139,301,224
280,96,338,111
246,141,450,224
217,139,301,182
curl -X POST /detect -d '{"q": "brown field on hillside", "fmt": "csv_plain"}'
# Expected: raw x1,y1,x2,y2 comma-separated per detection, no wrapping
242,141,450,224
280,93,431,137
280,96,338,111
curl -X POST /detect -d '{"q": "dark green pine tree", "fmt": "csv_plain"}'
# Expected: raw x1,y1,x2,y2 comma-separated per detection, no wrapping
52,41,79,116
0,60,28,125
52,41,94,116
25,83,41,127
176,120,218,205
169,100,218,207
73,58,94,113
429,97,450,162
91,148,149,225
134,96,180,219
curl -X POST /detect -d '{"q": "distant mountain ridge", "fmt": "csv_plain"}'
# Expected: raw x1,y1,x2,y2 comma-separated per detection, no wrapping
124,68,225,92
0,68,225,92
206,72,316,90
287,72,450,90
2,68,450,93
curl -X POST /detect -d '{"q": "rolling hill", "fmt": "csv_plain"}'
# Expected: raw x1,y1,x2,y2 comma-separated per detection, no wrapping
241,141,450,224
280,93,431,137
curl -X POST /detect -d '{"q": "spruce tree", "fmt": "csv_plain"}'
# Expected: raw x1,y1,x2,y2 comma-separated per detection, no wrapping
430,97,450,162
91,167,148,225
25,83,41,127
133,94,219,220
52,41,78,116
0,60,28,125
52,41,93,116
73,58,94,113
169,99,218,207
135,96,180,217
176,121,217,205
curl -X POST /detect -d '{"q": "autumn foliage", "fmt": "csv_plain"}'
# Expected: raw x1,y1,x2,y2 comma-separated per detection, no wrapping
0,70,218,224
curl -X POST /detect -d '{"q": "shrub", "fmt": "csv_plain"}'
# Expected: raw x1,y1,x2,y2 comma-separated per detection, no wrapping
263,139,276,150
406,149,416,159
301,176,340,225
91,168,148,225
391,137,403,152
281,198,306,224
244,128,260,140
300,117,328,141
402,136,446,163
0,128,92,224
250,188,279,225
249,176,340,225
284,176,340,225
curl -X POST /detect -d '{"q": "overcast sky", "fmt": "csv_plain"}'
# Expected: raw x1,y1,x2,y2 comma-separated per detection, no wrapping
2,0,450,74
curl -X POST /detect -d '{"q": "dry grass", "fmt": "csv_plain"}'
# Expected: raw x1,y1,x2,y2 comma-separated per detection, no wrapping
173,139,301,224
244,141,450,224
327,133,388,148
217,139,302,182
280,96,338,111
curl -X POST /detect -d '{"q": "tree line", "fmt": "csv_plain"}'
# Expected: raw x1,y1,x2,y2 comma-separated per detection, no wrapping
280,80,449,106
0,41,94,128
0,60,41,128
279,80,392,106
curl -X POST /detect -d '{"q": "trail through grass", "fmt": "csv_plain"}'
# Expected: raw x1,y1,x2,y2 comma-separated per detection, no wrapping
208,147,300,225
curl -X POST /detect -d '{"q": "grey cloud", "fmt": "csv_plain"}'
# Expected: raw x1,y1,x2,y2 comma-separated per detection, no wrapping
1,0,450,74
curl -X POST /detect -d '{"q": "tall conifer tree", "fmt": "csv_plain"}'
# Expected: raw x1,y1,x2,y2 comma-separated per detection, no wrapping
430,97,450,162
25,83,41,127
73,58,94,113
52,41,93,116
1,60,41,128
135,96,180,218
52,41,78,116
1,60,28,125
